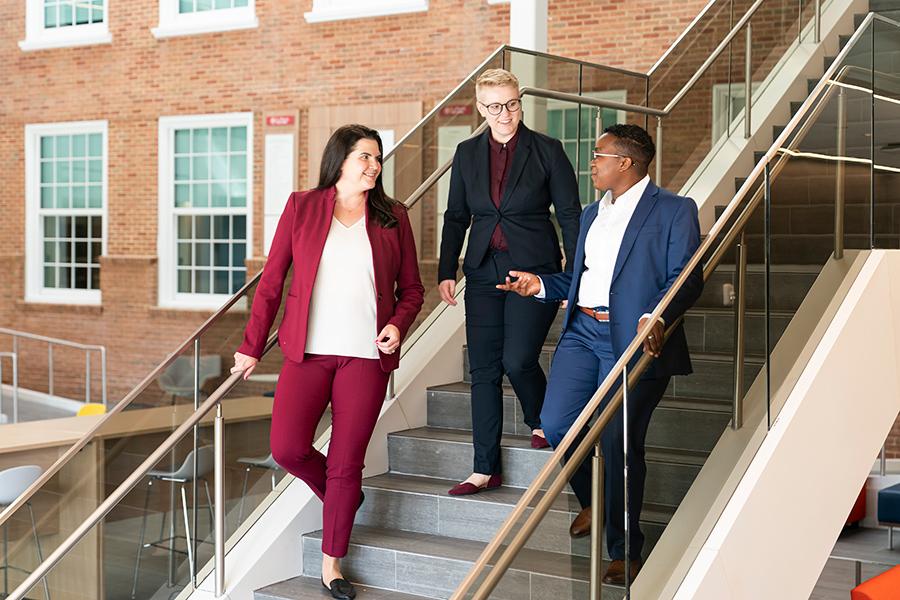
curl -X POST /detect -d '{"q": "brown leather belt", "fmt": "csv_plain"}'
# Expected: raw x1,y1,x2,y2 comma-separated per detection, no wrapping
578,306,610,321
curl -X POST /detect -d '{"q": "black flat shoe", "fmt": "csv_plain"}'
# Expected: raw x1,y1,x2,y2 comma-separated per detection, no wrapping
322,577,357,599
358,490,365,509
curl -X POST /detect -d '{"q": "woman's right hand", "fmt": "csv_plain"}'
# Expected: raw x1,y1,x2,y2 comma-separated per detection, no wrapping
231,352,259,381
438,279,457,306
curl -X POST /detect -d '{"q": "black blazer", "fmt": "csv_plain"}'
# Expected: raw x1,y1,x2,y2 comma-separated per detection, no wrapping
437,123,582,281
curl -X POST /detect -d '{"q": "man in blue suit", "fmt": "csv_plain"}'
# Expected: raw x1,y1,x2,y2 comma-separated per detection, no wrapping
498,124,702,585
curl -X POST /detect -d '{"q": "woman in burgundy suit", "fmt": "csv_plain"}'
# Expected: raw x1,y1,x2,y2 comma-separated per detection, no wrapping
232,124,424,600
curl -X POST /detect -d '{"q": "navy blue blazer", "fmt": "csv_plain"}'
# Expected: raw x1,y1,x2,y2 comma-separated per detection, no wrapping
539,181,703,378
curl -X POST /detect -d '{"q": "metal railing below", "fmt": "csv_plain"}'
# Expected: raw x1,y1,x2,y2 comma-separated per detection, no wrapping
0,352,18,424
0,327,107,408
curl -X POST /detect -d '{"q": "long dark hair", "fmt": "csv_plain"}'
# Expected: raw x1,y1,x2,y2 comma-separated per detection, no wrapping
317,124,400,228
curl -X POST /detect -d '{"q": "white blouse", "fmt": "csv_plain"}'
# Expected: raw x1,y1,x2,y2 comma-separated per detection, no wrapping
305,216,379,359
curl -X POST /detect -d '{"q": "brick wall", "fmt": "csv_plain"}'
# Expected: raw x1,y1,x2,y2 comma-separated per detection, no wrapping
0,0,707,403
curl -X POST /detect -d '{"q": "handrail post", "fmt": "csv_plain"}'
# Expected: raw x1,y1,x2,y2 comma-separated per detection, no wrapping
881,444,887,476
12,355,18,425
589,443,604,600
48,344,54,398
814,0,821,44
655,117,663,184
214,401,225,597
100,347,107,407
732,231,747,430
835,87,846,259
745,21,752,139
192,339,200,590
0,359,4,424
85,352,91,404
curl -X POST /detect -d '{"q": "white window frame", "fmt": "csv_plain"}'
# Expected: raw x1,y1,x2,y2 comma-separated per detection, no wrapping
158,112,253,310
19,0,112,52
24,120,109,305
152,0,258,39
304,0,427,23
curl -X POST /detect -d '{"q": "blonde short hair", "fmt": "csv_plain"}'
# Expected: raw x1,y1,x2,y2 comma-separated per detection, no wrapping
475,68,520,94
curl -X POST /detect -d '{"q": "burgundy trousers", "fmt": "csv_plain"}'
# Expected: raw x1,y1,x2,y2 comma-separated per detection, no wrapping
270,354,389,557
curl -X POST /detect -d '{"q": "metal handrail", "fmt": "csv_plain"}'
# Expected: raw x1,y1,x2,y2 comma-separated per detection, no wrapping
0,352,18,424
452,11,893,600
0,327,107,407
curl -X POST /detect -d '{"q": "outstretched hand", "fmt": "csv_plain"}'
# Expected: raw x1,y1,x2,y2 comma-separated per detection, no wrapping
496,271,542,297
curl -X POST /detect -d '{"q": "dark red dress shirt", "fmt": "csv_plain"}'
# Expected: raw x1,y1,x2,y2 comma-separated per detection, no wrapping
487,129,519,251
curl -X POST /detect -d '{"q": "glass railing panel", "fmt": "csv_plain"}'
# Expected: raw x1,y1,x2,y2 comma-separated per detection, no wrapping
873,17,900,251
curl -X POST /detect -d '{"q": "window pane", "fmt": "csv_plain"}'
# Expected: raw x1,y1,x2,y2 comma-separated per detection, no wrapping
91,215,101,236
44,242,56,263
72,185,86,208
56,186,70,209
213,243,229,266
44,5,58,27
177,243,192,266
74,216,88,238
213,216,229,239
229,155,246,180
179,0,194,14
564,109,577,138
56,135,70,158
44,267,56,288
175,184,190,207
178,269,192,293
229,182,246,207
175,130,191,154
194,270,210,293
192,129,209,153
75,4,89,25
547,110,562,139
59,2,73,25
231,269,245,292
75,241,88,263
196,243,211,266
88,133,102,157
193,155,210,179
58,266,71,288
88,185,102,208
90,268,100,289
230,127,247,151
73,159,86,183
213,269,229,294
211,128,228,152
88,159,102,183
58,241,71,263
90,242,101,264
71,135,85,159
192,183,209,207
232,243,245,266
58,216,71,237
56,161,70,184
44,216,56,239
196,216,210,239
41,186,54,208
40,137,54,158
211,155,228,180
74,267,88,288
41,161,54,184
197,0,213,11
211,182,228,207
233,215,246,239
175,157,190,181
177,215,192,240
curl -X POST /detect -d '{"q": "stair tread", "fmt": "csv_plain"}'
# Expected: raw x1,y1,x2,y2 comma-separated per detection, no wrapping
428,381,732,415
256,575,430,600
390,426,709,466
362,472,677,524
304,524,600,582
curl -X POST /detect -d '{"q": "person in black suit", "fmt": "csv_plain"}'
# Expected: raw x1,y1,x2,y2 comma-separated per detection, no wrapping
438,68,582,496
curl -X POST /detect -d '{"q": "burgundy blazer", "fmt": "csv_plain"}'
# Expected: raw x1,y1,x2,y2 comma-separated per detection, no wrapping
237,186,425,373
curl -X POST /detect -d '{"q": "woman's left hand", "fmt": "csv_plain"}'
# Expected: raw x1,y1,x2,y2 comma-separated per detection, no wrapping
375,324,401,355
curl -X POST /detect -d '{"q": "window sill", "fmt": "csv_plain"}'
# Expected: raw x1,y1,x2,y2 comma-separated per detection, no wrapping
155,296,248,313
17,299,103,315
18,31,113,52
151,16,259,39
304,0,428,23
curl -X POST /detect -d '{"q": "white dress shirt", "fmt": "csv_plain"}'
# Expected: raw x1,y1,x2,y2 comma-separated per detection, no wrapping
305,216,379,359
536,175,661,323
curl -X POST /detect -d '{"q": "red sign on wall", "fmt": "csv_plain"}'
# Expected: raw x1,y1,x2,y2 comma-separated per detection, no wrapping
439,105,473,117
266,115,295,126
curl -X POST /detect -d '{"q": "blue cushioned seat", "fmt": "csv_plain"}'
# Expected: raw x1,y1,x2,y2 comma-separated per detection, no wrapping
877,483,900,524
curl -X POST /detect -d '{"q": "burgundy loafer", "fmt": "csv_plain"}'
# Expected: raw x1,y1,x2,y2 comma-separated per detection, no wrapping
531,434,550,449
447,473,502,496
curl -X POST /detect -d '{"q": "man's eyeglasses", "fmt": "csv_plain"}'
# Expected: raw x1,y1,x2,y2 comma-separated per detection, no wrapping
479,98,522,115
591,151,638,167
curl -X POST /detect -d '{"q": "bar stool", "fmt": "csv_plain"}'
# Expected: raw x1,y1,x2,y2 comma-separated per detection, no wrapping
131,446,214,599
0,465,50,600
236,453,280,522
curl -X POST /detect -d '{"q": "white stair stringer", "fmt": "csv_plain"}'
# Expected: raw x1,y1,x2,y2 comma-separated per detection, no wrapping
636,250,900,600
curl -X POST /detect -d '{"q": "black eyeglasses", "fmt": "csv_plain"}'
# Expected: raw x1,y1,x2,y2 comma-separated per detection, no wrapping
478,98,522,116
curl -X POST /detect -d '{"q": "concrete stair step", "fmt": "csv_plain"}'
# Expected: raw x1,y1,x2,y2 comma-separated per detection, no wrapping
388,427,706,508
301,525,627,599
356,472,674,560
255,576,431,600
462,345,763,402
426,381,732,453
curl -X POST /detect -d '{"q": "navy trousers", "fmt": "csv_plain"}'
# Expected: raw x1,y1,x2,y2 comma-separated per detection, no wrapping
464,250,559,475
541,309,669,561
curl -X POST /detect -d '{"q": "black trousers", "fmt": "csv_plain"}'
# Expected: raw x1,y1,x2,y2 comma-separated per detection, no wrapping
464,250,559,475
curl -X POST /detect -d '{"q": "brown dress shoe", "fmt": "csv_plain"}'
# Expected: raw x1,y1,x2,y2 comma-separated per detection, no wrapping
569,506,591,538
602,559,642,585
